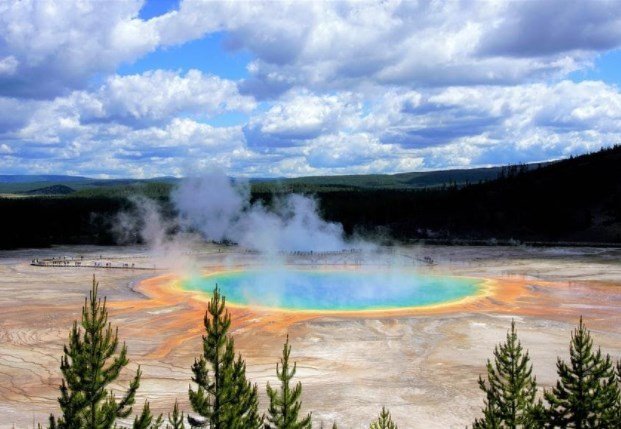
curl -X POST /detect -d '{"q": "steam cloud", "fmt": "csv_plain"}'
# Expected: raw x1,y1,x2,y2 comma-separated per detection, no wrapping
113,170,429,309
115,196,198,273
171,170,350,253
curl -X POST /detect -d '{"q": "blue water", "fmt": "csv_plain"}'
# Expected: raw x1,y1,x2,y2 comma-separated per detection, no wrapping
182,268,482,311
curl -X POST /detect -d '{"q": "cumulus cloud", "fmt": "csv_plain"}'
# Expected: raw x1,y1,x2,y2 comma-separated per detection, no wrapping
244,91,361,148
305,133,394,169
150,0,621,97
2,0,621,177
0,0,159,98
0,56,18,76
3,78,621,177
478,1,621,57
3,0,621,99
4,68,253,142
84,69,256,126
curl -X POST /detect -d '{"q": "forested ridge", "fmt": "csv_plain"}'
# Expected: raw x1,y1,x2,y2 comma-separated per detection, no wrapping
1,146,620,249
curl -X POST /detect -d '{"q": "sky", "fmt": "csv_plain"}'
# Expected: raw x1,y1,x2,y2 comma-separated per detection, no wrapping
1,0,621,178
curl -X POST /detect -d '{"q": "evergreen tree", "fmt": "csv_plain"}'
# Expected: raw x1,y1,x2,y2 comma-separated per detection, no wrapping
473,320,541,428
167,400,185,429
188,286,262,429
616,361,621,424
544,317,620,428
133,401,164,429
473,400,503,429
49,275,145,429
265,335,312,429
370,407,397,429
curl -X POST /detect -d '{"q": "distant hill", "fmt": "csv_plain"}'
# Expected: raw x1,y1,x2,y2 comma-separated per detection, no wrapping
0,175,90,183
0,166,517,195
0,176,179,195
1,148,619,248
0,163,549,196
251,165,551,192
312,145,621,244
0,166,498,196
25,185,75,195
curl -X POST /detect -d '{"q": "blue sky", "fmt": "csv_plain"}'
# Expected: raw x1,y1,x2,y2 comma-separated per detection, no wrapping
138,0,179,20
1,0,621,178
570,49,621,84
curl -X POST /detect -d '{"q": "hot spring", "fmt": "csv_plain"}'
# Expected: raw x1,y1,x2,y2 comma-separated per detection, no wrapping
182,268,484,312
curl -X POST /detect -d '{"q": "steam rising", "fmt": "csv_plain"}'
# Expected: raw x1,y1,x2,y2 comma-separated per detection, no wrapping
115,196,198,273
115,169,390,281
171,171,349,253
111,170,439,310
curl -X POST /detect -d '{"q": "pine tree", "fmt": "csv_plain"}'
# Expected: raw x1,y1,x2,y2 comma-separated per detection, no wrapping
370,407,397,429
544,317,620,428
615,361,621,424
167,400,185,429
49,275,146,429
473,400,503,429
133,401,164,429
472,320,540,428
188,286,262,429
265,335,312,429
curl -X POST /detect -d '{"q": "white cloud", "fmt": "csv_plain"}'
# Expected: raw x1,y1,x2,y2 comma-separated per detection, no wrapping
151,0,621,98
88,69,256,125
3,0,621,100
4,79,621,177
2,116,247,178
244,91,361,147
305,132,393,169
478,0,621,57
6,69,254,142
0,0,159,97
2,0,621,177
0,56,18,76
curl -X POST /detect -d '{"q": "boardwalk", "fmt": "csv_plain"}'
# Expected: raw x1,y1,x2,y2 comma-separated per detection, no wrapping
31,256,161,271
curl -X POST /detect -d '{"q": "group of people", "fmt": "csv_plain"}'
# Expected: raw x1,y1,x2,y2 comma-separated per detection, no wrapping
32,257,137,270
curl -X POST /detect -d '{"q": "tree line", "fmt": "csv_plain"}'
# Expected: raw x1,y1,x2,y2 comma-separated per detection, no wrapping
3,145,621,250
40,276,621,428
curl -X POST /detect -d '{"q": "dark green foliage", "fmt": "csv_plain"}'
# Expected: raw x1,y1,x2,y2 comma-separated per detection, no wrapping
473,320,541,428
250,166,506,193
474,400,503,429
616,361,621,423
188,286,262,429
48,275,145,428
544,318,620,428
267,145,621,243
24,185,75,195
265,335,312,429
370,407,397,429
528,401,547,429
167,400,185,429
133,401,163,429
4,145,621,250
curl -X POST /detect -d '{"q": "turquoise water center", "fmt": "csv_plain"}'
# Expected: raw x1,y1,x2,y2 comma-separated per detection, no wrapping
183,268,484,311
